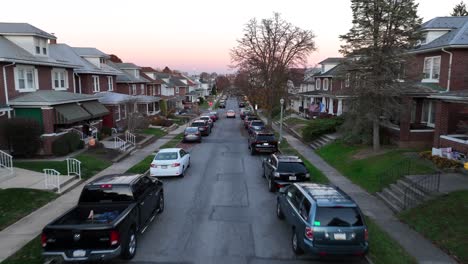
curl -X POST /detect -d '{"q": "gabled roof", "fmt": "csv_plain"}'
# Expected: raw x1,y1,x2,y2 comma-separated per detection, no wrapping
318,57,344,64
9,90,98,106
115,62,140,69
0,36,76,67
0,22,56,39
73,47,108,58
413,16,468,52
106,61,149,83
50,44,121,75
314,64,344,77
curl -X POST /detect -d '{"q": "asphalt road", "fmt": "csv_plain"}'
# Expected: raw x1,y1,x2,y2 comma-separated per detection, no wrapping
121,98,367,264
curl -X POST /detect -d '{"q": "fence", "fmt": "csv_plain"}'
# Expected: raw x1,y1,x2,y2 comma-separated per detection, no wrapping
114,137,127,151
67,158,81,180
377,159,411,191
0,150,13,176
403,173,440,210
44,169,61,193
126,131,136,145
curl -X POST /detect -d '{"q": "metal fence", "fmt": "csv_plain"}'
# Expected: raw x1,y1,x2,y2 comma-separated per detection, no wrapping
67,158,81,180
403,173,440,210
44,169,61,193
377,159,411,191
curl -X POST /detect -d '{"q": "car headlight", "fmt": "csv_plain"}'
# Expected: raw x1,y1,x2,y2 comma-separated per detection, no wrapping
273,172,280,178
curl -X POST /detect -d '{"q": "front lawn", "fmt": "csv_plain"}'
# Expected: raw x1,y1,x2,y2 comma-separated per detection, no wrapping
199,101,209,110
399,190,468,263
366,216,416,264
1,236,43,264
0,189,57,232
140,128,167,138
160,133,184,149
316,142,435,193
15,153,112,180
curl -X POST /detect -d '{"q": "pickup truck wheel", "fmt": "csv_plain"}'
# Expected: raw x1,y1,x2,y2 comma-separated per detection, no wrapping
121,229,137,260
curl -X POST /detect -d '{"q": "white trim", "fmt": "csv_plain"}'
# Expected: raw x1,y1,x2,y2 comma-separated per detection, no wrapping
315,79,321,90
116,104,121,121
122,104,127,119
423,56,441,81
323,78,329,91
107,76,113,91
14,65,38,92
92,75,100,92
51,68,69,90
440,135,468,144
410,129,435,132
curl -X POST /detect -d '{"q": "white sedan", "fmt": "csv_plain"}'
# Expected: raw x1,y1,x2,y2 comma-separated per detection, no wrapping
150,148,190,177
226,110,236,118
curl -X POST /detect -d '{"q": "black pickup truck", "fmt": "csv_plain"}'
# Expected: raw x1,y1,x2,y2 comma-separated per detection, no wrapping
42,173,164,262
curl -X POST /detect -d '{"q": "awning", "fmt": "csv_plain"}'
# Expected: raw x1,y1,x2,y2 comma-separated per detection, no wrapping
81,101,109,118
55,104,92,124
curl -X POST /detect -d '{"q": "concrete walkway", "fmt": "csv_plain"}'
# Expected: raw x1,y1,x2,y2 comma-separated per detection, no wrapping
267,119,457,264
0,125,186,262
0,168,75,191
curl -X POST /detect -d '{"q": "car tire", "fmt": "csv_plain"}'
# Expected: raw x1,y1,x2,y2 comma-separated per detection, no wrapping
268,179,277,192
158,192,164,214
276,200,285,220
188,158,191,168
121,228,137,260
180,166,185,177
291,229,304,255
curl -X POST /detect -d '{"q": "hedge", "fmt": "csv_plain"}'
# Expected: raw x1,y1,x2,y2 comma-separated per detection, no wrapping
2,118,42,157
302,117,344,142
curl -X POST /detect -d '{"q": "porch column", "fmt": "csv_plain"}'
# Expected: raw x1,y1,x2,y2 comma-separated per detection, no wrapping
328,98,334,115
433,100,449,148
399,97,412,142
321,97,326,112
41,107,54,134
146,104,149,115
337,99,343,116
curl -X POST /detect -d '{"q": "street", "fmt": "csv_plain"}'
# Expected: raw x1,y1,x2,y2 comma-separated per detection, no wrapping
120,98,367,264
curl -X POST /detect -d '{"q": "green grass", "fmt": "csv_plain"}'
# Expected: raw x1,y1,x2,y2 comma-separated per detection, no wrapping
1,236,43,264
199,101,209,110
316,142,435,193
15,154,112,180
0,189,57,232
140,128,167,138
366,216,417,264
399,190,468,263
160,133,184,149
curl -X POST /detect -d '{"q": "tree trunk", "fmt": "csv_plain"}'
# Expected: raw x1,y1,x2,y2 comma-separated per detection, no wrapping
373,119,380,151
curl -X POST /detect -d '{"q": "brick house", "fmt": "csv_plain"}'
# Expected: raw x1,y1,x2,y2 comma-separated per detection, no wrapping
0,23,109,155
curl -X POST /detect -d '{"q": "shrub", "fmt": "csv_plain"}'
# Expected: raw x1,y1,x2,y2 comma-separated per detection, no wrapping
160,100,168,117
149,116,174,127
3,118,41,157
52,136,70,156
64,132,81,152
198,97,205,104
302,117,344,142
101,126,112,137
419,151,462,169
77,140,85,150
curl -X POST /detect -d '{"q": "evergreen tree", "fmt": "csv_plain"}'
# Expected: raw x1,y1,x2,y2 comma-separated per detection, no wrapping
340,0,422,150
451,1,468,16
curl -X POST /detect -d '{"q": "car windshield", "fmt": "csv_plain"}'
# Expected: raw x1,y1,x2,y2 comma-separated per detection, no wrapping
277,162,307,173
155,152,178,160
257,135,275,141
247,116,258,121
185,127,198,133
200,117,210,120
314,207,364,227
191,122,205,127
79,186,133,203
251,121,264,126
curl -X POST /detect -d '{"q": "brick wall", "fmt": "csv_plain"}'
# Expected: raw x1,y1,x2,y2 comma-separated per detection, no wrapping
433,101,450,147
439,137,468,153
448,49,468,91
41,108,55,134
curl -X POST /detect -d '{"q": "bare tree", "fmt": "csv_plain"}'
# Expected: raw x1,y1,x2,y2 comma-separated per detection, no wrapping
231,13,316,126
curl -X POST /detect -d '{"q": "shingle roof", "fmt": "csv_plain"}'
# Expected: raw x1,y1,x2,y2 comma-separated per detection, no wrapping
95,91,133,105
403,82,445,95
429,89,468,102
318,57,344,64
115,63,140,69
134,95,161,103
73,47,108,58
0,22,56,39
9,90,98,106
107,61,149,83
413,17,468,52
314,64,344,77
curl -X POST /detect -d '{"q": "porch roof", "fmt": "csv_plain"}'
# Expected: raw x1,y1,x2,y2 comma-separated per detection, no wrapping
81,101,109,118
95,91,132,105
403,82,445,96
429,89,468,102
134,95,161,103
9,91,98,106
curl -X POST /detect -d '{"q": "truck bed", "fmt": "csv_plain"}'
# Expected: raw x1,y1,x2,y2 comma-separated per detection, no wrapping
53,204,129,226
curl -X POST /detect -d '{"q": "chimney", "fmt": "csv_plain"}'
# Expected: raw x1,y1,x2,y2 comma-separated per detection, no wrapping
50,33,57,44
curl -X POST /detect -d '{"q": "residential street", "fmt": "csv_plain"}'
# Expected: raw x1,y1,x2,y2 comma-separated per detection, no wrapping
121,98,367,264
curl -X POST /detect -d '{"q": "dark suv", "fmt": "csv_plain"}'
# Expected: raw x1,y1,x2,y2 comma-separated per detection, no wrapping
262,154,310,192
248,130,278,155
276,183,369,258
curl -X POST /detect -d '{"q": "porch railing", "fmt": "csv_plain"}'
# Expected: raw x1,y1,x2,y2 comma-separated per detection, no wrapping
90,126,98,139
67,158,81,180
403,173,440,210
0,150,13,176
68,128,85,141
114,137,127,151
111,128,118,137
126,131,136,146
377,159,411,191
44,169,61,193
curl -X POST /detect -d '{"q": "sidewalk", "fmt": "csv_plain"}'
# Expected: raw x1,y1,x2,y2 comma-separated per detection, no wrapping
0,126,186,262
267,119,456,264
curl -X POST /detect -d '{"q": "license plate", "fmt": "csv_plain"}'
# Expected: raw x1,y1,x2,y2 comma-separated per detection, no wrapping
161,165,168,169
289,176,297,181
334,233,346,240
73,250,86,257
263,143,269,145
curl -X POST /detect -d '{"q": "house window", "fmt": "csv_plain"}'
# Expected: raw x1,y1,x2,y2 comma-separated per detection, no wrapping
34,38,47,55
141,84,145,95
315,79,321,90
422,100,436,127
52,69,68,90
345,73,350,88
115,105,121,121
42,47,47,55
14,65,37,91
132,84,137,95
107,76,113,91
323,78,329,91
121,104,127,119
100,58,105,64
176,87,180,93
92,76,100,92
423,56,441,81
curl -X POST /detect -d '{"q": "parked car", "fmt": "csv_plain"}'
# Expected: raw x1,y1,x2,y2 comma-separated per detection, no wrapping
42,174,164,262
219,100,226,108
240,110,251,120
244,115,259,128
262,154,310,192
276,183,369,257
248,130,278,155
239,102,245,108
150,148,190,177
247,120,265,135
191,120,211,136
200,115,214,129
226,110,236,118
183,127,202,143
209,111,219,121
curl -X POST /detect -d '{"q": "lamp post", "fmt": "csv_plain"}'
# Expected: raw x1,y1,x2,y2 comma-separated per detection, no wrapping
279,98,285,142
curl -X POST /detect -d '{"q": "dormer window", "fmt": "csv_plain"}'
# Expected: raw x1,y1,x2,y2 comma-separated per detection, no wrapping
321,65,325,73
100,58,105,64
134,70,139,78
34,38,47,56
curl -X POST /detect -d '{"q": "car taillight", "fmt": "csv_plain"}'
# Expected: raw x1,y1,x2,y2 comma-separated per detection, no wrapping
364,228,368,241
41,232,47,247
172,163,181,167
305,227,314,240
110,230,120,246
150,164,156,168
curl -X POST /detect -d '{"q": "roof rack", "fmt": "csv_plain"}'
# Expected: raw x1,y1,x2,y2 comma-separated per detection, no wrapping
301,184,353,203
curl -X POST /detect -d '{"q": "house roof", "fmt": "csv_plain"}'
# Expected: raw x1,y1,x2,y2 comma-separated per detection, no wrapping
314,64,344,77
115,62,140,69
73,47,108,58
0,36,76,67
413,17,468,52
9,90,98,106
134,95,161,103
318,57,344,64
49,44,121,75
429,89,468,102
0,22,56,39
95,91,133,104
403,82,446,95
107,61,149,83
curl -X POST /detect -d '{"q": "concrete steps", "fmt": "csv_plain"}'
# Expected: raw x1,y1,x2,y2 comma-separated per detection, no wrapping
309,134,338,150
54,176,82,194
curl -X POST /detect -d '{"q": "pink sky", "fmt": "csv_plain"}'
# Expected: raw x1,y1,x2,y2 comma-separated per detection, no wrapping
1,0,463,74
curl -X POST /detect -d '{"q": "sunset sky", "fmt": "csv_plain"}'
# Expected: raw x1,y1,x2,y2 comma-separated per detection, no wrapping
1,0,462,74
